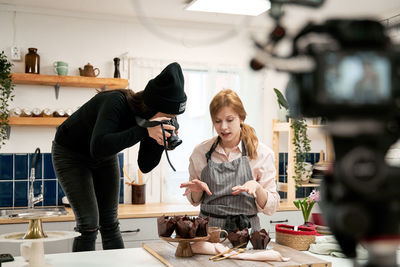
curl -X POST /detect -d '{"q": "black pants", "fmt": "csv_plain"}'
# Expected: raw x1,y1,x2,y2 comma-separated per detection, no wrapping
51,141,124,252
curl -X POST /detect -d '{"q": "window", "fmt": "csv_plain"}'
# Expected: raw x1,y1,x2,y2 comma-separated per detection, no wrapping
162,69,241,203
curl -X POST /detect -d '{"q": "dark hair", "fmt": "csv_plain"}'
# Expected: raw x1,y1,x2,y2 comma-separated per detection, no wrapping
100,89,157,119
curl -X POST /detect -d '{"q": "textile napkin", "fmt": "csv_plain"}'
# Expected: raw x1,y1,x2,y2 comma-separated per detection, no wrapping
191,241,290,262
309,235,368,259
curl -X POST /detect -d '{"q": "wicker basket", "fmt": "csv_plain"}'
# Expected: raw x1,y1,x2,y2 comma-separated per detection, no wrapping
275,224,316,251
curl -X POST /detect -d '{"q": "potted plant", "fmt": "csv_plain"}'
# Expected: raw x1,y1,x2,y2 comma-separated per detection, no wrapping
293,189,320,226
0,51,15,148
273,88,311,186
291,119,312,186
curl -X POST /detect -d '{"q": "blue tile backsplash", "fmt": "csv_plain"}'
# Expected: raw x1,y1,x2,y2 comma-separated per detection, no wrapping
278,152,320,200
0,153,124,208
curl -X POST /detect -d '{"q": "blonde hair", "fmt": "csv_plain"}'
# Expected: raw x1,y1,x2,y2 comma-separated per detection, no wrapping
209,89,258,159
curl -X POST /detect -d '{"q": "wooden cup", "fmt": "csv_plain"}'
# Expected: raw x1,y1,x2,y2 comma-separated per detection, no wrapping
208,227,228,243
132,184,146,204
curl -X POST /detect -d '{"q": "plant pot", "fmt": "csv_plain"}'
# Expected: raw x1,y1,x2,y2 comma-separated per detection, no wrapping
300,162,313,183
277,109,289,122
132,184,146,204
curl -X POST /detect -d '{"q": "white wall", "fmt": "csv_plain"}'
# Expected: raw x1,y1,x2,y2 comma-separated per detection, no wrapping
1,5,399,185
0,6,272,154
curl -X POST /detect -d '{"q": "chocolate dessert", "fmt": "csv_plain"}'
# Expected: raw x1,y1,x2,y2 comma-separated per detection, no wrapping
175,216,198,238
250,229,271,249
195,216,209,237
157,215,176,237
227,228,249,248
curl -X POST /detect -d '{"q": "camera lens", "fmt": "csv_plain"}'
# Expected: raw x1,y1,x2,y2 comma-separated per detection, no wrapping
167,135,182,150
341,146,385,194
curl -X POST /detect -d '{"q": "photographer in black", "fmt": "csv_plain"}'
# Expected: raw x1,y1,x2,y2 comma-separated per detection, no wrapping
51,62,186,252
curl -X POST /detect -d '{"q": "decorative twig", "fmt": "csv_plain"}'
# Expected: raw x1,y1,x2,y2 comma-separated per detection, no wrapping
209,242,247,260
123,165,136,185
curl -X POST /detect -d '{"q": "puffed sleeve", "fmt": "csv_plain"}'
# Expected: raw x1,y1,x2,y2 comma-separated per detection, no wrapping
186,140,210,206
251,143,280,215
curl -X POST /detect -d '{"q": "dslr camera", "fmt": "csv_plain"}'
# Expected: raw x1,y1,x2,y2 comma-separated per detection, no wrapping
161,117,182,150
135,116,182,171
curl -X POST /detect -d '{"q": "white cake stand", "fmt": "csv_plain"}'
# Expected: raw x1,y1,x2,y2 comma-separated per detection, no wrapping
0,231,79,267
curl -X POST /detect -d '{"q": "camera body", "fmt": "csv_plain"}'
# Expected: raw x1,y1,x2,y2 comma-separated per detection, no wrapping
161,117,182,150
288,19,400,120
291,48,400,119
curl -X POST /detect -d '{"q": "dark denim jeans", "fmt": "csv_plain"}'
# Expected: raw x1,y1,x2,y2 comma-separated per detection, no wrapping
51,141,124,252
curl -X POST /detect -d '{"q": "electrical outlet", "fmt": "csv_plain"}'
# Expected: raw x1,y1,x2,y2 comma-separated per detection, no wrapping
11,46,21,61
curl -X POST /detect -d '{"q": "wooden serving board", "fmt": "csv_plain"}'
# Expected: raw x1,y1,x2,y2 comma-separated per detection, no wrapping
143,241,331,267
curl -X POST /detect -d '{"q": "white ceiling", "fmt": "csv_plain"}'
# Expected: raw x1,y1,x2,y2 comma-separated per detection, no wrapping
1,0,400,31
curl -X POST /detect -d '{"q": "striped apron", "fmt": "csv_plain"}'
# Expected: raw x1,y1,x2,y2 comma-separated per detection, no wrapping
199,137,260,233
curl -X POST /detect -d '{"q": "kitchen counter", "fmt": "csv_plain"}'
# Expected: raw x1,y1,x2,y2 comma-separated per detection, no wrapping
0,202,297,224
3,247,163,267
0,203,200,224
4,246,398,267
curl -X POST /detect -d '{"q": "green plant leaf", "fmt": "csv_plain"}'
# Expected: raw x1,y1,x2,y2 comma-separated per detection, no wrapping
273,88,289,110
0,50,15,149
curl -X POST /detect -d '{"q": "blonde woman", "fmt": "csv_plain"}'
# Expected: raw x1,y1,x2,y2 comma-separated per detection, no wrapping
181,89,279,233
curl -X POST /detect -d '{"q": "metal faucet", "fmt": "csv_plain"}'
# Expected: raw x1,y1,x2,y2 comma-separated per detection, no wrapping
28,148,43,209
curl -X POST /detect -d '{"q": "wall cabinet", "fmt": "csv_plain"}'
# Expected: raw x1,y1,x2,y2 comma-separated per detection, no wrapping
259,211,302,238
272,119,333,207
95,217,159,250
9,73,129,127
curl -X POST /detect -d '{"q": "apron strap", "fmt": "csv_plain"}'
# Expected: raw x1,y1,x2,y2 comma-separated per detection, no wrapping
205,137,248,162
241,141,247,156
205,137,220,162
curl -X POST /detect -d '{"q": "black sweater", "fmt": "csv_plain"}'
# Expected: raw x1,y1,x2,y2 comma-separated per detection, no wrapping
54,90,164,173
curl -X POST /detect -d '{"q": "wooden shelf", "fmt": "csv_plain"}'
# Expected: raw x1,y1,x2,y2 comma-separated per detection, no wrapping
272,121,326,132
272,119,331,205
299,183,321,187
7,73,128,128
277,182,320,192
8,117,66,126
12,73,128,89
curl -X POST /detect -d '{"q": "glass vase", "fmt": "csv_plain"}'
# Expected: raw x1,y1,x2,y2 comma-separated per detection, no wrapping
25,48,40,74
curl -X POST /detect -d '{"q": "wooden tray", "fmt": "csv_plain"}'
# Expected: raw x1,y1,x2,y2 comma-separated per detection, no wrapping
143,241,332,267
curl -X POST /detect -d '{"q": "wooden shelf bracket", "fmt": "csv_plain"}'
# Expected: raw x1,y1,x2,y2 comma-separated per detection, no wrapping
55,82,60,99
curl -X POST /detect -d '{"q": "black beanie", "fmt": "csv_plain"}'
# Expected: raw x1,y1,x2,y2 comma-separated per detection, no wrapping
143,62,186,115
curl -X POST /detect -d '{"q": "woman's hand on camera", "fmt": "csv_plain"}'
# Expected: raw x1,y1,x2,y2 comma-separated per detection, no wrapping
232,180,261,198
180,179,212,196
147,116,175,146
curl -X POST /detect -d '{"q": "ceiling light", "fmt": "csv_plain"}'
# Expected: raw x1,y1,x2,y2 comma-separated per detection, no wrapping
185,0,271,16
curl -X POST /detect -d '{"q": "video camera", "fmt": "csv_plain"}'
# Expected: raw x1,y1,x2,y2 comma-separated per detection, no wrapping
250,3,400,266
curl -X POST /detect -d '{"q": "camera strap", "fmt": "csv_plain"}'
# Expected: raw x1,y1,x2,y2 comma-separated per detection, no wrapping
135,116,177,171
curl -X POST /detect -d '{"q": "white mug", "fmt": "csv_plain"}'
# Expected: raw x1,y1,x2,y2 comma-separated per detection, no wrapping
20,242,46,267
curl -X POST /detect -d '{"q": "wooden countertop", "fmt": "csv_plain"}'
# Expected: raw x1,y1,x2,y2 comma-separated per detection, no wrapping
0,203,200,224
0,202,296,225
